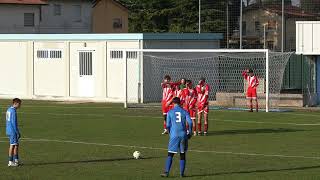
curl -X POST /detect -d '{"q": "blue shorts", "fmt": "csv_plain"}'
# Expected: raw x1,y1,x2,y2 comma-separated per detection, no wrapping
8,135,18,145
168,137,188,154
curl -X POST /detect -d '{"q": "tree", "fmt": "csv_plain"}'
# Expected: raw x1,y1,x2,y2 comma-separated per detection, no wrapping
301,0,320,13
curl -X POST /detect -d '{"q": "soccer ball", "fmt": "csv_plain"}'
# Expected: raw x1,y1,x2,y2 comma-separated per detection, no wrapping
133,151,141,159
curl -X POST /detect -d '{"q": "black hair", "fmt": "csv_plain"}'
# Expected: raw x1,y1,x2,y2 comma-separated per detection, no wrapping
186,80,192,84
248,69,253,73
164,75,171,81
200,77,206,82
172,97,181,105
13,98,22,104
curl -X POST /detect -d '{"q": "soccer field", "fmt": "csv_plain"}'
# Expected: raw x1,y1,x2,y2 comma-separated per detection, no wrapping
0,100,320,180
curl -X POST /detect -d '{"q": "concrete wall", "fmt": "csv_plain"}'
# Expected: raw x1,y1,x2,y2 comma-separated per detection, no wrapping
0,5,41,33
40,0,92,33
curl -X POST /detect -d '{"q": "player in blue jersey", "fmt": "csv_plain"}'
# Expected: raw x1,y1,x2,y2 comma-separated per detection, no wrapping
6,98,22,167
161,97,193,178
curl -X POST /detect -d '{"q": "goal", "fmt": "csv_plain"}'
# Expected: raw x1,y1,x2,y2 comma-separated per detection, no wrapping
113,49,292,112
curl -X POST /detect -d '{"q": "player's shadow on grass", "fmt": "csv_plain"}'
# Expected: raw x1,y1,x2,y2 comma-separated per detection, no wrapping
25,156,161,166
186,165,320,178
208,128,305,136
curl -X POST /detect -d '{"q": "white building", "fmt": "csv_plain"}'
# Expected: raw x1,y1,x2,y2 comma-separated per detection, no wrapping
296,21,320,106
0,33,222,103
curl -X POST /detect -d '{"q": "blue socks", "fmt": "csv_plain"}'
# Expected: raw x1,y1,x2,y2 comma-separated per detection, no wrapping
180,160,186,176
13,155,18,161
9,156,13,162
165,156,173,174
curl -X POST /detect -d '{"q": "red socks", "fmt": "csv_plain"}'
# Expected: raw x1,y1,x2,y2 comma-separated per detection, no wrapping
163,121,167,129
204,124,208,132
197,123,202,132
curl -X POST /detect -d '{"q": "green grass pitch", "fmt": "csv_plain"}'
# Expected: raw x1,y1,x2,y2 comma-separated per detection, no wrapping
0,100,320,180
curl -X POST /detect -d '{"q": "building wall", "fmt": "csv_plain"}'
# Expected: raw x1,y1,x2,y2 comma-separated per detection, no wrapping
40,0,92,33
106,40,140,102
93,0,128,33
0,4,41,33
0,42,32,97
0,34,223,104
33,42,69,97
296,21,320,54
242,10,302,51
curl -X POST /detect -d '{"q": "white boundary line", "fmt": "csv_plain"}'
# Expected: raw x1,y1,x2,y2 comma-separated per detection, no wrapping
0,137,319,160
0,105,114,109
214,119,320,126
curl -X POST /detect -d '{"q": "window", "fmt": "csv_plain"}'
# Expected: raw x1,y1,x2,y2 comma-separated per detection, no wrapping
267,41,274,50
255,21,260,32
110,50,123,59
73,5,82,22
24,13,35,27
50,50,62,58
54,4,61,16
126,51,138,59
267,20,277,30
37,50,49,59
242,21,246,36
113,18,123,29
79,52,92,76
37,50,62,59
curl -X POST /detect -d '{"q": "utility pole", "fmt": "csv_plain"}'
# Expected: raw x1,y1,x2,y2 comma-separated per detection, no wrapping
281,0,284,52
226,0,229,48
199,0,201,34
239,0,243,49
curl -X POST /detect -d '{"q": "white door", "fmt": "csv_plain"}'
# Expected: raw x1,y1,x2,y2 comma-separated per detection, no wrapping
78,51,94,97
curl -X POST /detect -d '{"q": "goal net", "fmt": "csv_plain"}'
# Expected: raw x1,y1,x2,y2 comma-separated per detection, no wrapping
119,49,292,112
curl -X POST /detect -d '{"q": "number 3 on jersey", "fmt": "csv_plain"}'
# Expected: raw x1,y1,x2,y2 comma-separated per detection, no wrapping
175,112,181,123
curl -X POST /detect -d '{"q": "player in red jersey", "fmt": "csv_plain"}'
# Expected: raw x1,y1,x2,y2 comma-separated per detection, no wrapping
161,75,174,134
196,77,210,136
242,69,259,112
183,80,197,136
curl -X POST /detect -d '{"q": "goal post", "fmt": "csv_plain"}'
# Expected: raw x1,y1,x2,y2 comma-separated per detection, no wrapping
114,49,292,112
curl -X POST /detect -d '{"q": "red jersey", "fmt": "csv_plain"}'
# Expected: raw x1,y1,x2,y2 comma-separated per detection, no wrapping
196,84,210,106
183,88,197,109
242,71,259,88
161,83,174,104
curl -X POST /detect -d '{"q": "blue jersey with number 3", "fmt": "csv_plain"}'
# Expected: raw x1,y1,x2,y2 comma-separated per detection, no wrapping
166,105,193,138
6,106,19,136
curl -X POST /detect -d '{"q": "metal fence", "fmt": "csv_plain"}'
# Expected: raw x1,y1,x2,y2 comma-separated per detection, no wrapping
198,0,319,51
196,0,319,93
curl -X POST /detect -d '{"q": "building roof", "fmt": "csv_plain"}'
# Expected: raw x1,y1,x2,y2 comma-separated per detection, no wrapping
244,4,317,17
0,33,223,41
92,0,127,11
0,0,47,5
